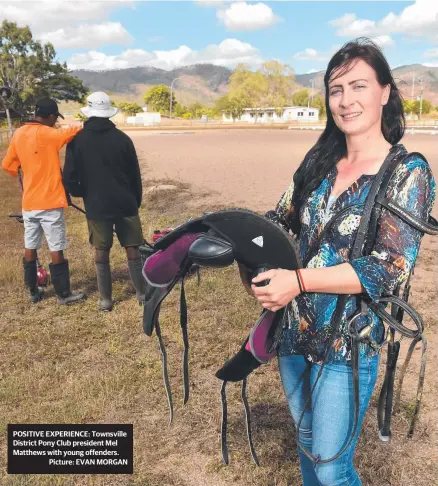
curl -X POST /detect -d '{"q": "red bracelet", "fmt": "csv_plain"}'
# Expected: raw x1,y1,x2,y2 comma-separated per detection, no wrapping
296,269,307,293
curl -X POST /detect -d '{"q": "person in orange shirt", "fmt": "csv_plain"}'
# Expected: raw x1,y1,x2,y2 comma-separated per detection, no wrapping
2,98,85,305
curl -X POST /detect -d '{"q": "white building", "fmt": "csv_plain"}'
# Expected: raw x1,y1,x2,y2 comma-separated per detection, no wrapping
222,106,319,123
126,111,161,126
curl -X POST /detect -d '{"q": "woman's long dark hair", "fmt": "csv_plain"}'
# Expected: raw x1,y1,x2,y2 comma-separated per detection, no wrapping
290,37,405,234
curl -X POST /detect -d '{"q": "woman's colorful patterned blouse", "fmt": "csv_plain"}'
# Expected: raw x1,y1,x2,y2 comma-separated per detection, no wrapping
273,144,436,363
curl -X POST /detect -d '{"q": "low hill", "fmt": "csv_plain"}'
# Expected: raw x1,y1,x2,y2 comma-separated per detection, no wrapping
71,63,438,108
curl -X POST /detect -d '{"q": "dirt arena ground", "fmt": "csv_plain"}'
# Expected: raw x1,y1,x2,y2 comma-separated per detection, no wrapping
131,129,437,247
130,129,437,212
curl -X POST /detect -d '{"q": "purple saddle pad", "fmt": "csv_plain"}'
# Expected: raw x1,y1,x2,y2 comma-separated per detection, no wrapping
245,311,277,364
143,232,201,287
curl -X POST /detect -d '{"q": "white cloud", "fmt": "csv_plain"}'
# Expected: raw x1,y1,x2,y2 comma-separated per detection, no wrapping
293,48,331,62
0,1,134,49
424,48,438,58
1,3,111,31
68,39,264,71
330,0,438,43
330,13,376,37
423,62,438,67
39,22,133,49
293,46,342,63
217,2,281,31
371,35,395,48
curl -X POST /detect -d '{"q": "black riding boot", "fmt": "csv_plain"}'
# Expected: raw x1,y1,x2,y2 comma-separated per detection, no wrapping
95,262,113,311
49,260,86,305
23,258,43,304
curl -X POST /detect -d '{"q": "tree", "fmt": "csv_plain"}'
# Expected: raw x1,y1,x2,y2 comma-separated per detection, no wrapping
214,95,231,118
402,99,416,114
0,20,87,130
173,103,189,118
259,60,294,114
228,64,267,109
144,85,176,114
227,97,247,121
227,61,295,115
74,112,87,123
117,101,143,116
292,89,309,107
413,99,432,116
215,94,247,122
310,94,326,119
186,102,203,119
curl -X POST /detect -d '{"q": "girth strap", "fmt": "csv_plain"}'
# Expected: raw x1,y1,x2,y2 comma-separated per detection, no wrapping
150,259,196,421
219,379,260,466
180,280,190,405
241,378,260,466
155,321,174,425
220,381,229,465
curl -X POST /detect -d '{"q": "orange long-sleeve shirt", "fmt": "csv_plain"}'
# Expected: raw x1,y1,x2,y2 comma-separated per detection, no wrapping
2,122,82,211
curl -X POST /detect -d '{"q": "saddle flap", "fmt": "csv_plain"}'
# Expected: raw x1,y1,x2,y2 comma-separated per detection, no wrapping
188,232,234,267
142,284,166,336
246,311,278,364
215,339,262,382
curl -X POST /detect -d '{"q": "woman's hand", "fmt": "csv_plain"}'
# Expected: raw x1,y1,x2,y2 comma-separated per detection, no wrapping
251,269,301,312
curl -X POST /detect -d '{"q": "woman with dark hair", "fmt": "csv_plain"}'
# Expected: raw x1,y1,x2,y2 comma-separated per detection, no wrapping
249,38,435,485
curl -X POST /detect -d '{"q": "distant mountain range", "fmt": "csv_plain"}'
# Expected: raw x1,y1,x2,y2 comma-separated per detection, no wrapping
71,63,438,107
71,64,231,106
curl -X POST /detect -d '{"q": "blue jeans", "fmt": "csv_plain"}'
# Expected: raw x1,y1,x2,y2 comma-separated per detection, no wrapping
278,354,379,486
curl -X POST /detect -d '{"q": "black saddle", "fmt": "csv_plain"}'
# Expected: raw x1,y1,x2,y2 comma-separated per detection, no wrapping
141,209,301,464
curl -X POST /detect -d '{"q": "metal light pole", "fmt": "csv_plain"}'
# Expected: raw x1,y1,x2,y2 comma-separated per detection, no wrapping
307,78,315,109
418,77,424,121
411,71,415,101
310,79,314,106
169,76,182,119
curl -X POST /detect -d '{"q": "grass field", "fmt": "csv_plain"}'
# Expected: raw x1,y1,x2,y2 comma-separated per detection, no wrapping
0,135,437,485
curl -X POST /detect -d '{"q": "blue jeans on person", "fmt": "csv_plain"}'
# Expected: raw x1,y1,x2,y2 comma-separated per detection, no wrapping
278,353,379,486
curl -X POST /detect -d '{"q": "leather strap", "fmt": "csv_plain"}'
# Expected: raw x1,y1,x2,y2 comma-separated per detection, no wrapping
241,378,260,466
154,321,174,425
220,382,229,465
378,339,400,441
180,280,190,405
375,198,438,235
368,294,424,338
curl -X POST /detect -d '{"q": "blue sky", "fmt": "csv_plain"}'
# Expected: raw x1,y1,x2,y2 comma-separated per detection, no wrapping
1,1,437,73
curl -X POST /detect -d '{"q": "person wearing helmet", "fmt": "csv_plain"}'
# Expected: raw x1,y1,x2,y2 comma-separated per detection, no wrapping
63,92,145,312
2,98,86,305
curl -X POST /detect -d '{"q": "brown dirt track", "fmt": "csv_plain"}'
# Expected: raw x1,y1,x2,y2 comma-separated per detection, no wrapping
130,129,437,214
